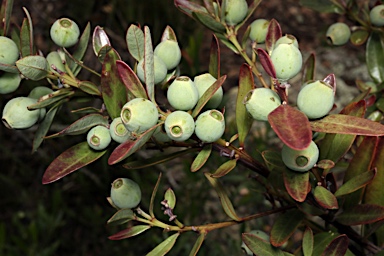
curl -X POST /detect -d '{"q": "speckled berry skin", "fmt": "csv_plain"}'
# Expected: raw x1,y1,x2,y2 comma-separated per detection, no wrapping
249,19,269,43
110,178,142,209
164,111,195,141
270,43,303,81
225,0,248,26
0,36,19,65
2,97,40,129
194,73,223,109
50,18,80,48
109,117,131,143
326,22,351,46
370,5,384,27
244,88,281,121
87,125,111,150
274,34,299,49
0,72,21,94
167,76,199,110
281,140,319,172
154,40,182,70
194,110,225,143
121,98,158,134
136,55,168,84
297,80,335,119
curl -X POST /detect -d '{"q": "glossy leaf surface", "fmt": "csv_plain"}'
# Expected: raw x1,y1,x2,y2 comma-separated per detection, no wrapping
270,209,304,247
209,34,220,79
116,60,147,99
190,144,212,172
211,159,237,178
366,33,384,83
147,233,179,256
107,208,134,225
108,225,151,240
313,186,338,210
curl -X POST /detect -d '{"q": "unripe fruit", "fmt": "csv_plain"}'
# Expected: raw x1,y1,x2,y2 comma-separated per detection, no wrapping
249,19,269,43
167,76,199,110
274,34,299,49
241,230,270,255
0,36,19,65
28,86,54,100
164,111,195,141
121,98,158,133
297,80,334,119
50,18,80,48
46,51,66,72
281,140,319,172
0,72,21,94
195,110,225,143
154,40,182,70
109,117,131,143
194,73,223,109
271,43,303,81
244,88,281,121
326,22,351,46
137,56,168,84
87,125,111,150
110,178,141,209
225,0,248,26
2,97,40,129
370,5,384,27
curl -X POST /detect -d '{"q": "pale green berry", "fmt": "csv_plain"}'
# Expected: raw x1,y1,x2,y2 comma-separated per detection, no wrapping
244,88,281,121
87,125,111,150
0,72,21,94
28,86,54,100
154,40,182,70
0,36,19,65
225,0,248,26
195,109,225,143
194,73,223,109
271,43,303,81
2,97,40,129
50,18,80,48
326,22,351,46
275,34,299,49
241,230,270,255
281,140,319,172
167,76,199,110
121,98,158,133
110,178,141,209
370,5,384,27
136,56,168,84
249,19,269,43
46,51,66,72
109,117,131,143
297,80,335,119
164,111,195,141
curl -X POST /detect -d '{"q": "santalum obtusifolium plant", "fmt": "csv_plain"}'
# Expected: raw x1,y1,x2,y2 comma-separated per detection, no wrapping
1,0,384,255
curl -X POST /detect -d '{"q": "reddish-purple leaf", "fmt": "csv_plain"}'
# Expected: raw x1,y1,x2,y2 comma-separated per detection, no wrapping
302,53,316,83
42,142,107,184
268,104,312,150
209,34,220,79
270,209,304,247
283,168,310,202
108,225,151,240
257,48,276,78
302,227,314,256
265,19,282,53
174,0,207,17
313,186,338,210
321,235,349,256
336,169,376,198
160,25,178,42
336,204,384,225
116,60,147,99
323,73,336,92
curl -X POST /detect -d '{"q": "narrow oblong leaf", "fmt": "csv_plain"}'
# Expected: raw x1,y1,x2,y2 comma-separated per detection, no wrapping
204,172,241,221
321,234,349,256
107,208,134,225
71,22,91,75
1,0,14,36
16,55,49,80
336,204,384,225
78,80,101,96
302,53,315,83
108,225,151,240
191,144,212,172
335,169,376,197
299,0,345,13
302,227,314,256
242,233,285,256
144,26,155,102
20,8,34,57
366,32,384,83
283,168,310,202
116,60,147,99
265,19,282,53
126,24,144,61
150,173,162,218
28,89,74,110
146,233,179,256
174,0,207,17
189,233,206,256
270,209,304,247
211,159,237,178
42,141,107,184
268,104,312,150
209,34,220,79
313,186,338,209
257,48,276,78
192,11,226,33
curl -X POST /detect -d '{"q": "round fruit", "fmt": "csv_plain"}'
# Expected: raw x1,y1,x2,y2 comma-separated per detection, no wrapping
281,140,319,172
50,18,80,48
195,110,225,143
249,19,270,43
241,230,270,255
46,51,66,72
297,80,334,119
110,178,141,209
87,125,111,150
194,73,223,109
225,0,248,26
167,76,199,110
0,36,19,65
121,98,158,133
0,72,21,94
326,22,351,46
136,55,168,85
244,88,281,121
270,43,303,81
28,86,54,100
2,97,40,129
109,117,131,143
274,34,299,49
164,111,195,141
370,5,384,27
154,40,182,70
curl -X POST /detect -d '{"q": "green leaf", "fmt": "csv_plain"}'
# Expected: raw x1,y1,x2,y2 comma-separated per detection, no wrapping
268,104,312,150
100,48,127,119
242,233,285,256
313,232,353,256
107,208,134,225
190,144,212,172
45,113,109,139
150,173,162,218
71,22,91,75
299,0,344,13
270,209,304,247
42,141,107,184
321,234,349,256
189,233,206,256
108,123,160,165
20,7,34,57
174,0,207,17
204,172,241,221
310,114,384,136
209,34,220,79
0,0,14,36
283,168,310,202
144,26,155,102
313,186,338,210
302,53,315,83
108,225,151,240
28,89,74,110
236,64,254,147
335,169,376,198
366,32,384,83
16,55,49,80
164,188,176,210
126,24,144,62
211,159,237,178
336,204,384,225
92,26,111,58
192,11,226,33
302,227,314,256
146,233,179,256
116,60,147,99
350,29,369,46
78,80,101,96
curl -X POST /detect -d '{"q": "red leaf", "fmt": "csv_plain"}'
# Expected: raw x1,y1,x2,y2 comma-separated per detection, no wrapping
257,48,276,78
265,19,282,53
321,235,349,256
336,204,384,225
116,60,148,99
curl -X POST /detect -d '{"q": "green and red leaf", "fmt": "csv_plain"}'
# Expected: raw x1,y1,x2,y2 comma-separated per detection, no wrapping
270,209,304,247
116,60,147,99
313,186,338,210
211,159,238,178
108,225,151,240
146,233,179,256
242,233,285,256
321,234,349,256
336,204,384,225
283,168,310,202
190,144,212,172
